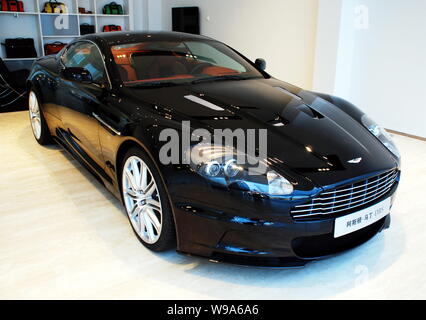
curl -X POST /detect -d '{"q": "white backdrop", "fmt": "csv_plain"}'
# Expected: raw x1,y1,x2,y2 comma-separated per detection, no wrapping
157,0,319,89
314,0,426,137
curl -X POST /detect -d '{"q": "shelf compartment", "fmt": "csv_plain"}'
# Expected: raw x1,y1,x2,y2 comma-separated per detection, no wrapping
0,13,41,60
77,0,95,15
40,14,79,37
97,0,129,15
39,0,77,15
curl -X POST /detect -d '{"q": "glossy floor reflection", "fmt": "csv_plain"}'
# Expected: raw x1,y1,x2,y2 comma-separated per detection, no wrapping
0,111,425,299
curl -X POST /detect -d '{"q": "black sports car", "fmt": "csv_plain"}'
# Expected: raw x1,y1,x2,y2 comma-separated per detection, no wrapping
27,31,400,267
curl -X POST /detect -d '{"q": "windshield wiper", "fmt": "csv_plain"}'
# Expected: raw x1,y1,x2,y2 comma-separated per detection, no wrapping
126,75,251,87
125,81,179,88
191,75,248,85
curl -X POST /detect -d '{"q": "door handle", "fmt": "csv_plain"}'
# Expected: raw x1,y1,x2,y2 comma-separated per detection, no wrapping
92,112,121,136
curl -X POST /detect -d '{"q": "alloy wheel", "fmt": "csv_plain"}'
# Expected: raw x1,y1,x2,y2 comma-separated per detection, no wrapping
122,156,163,244
29,91,42,140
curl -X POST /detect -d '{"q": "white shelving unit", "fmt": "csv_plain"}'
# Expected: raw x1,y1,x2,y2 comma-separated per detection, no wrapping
0,0,134,69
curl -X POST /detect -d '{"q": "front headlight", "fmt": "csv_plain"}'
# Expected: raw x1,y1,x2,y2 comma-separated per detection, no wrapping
188,144,294,196
361,115,400,158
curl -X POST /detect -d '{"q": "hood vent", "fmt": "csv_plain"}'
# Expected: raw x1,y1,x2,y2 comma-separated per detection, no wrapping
298,104,324,119
274,86,303,100
268,114,290,127
268,104,323,127
274,86,324,119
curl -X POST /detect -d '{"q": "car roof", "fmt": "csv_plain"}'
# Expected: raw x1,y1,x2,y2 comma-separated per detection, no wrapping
79,31,214,47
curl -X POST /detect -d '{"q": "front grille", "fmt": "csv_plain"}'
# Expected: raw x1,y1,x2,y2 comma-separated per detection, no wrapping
291,169,399,220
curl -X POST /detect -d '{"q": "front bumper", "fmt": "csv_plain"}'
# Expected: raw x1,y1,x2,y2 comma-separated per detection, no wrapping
172,179,398,268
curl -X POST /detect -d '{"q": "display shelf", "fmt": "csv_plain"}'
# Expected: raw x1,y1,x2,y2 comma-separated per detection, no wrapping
43,35,80,38
2,57,38,61
97,14,130,17
0,11,38,15
39,13,78,15
0,0,134,61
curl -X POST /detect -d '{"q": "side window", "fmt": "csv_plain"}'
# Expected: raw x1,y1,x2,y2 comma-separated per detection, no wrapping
61,42,107,84
185,42,247,73
61,43,78,65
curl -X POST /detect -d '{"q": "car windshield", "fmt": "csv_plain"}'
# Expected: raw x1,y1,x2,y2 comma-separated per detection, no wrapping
110,40,264,86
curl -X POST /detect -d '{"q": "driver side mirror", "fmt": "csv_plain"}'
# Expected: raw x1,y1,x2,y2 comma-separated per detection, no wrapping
255,58,266,71
61,67,93,84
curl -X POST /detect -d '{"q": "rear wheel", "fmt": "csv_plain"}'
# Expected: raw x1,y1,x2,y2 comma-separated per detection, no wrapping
121,147,176,251
29,90,52,145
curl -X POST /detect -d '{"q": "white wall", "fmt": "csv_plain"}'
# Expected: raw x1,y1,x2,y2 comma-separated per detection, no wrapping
133,0,148,30
315,0,426,138
312,0,342,93
157,0,319,89
147,0,164,30
133,0,163,31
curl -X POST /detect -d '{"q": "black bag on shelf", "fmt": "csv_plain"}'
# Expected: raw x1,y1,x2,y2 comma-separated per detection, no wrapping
2,38,37,58
80,23,96,35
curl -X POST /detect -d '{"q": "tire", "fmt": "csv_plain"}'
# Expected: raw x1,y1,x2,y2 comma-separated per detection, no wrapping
120,147,176,251
29,90,53,145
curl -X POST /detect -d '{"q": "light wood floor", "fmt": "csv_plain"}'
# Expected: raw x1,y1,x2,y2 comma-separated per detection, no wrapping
0,111,425,300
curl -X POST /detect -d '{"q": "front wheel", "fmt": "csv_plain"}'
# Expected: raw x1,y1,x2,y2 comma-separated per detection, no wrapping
29,90,53,145
121,147,176,251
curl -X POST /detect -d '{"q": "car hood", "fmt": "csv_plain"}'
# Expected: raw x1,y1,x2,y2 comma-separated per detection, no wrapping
123,78,398,188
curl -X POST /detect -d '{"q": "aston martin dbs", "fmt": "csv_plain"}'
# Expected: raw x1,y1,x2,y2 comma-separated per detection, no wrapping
27,31,401,267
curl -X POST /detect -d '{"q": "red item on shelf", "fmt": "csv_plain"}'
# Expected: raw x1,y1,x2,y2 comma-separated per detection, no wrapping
103,25,122,32
1,0,24,12
44,42,66,55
